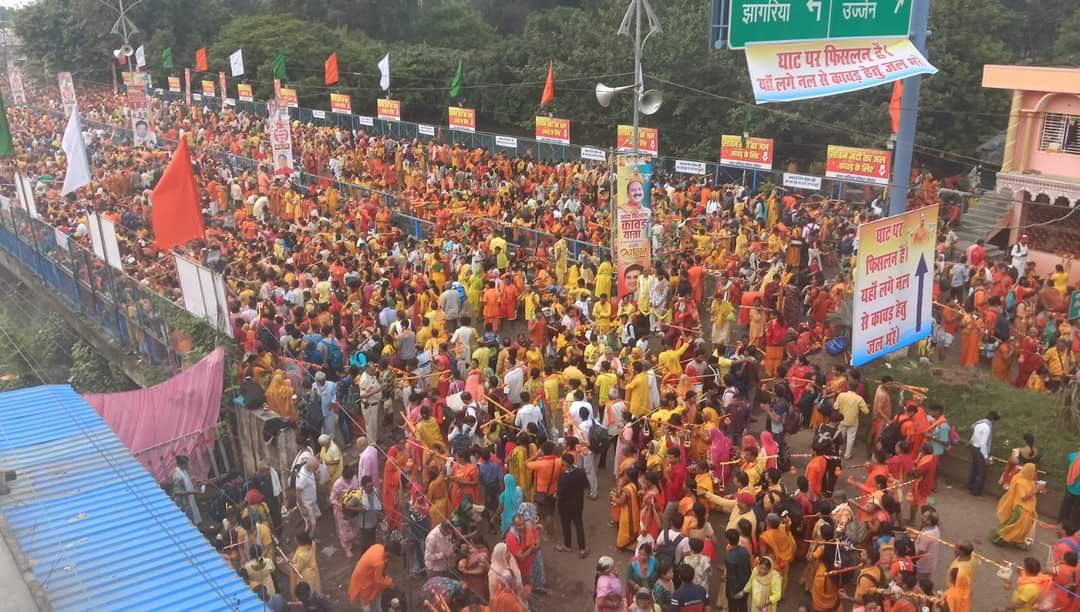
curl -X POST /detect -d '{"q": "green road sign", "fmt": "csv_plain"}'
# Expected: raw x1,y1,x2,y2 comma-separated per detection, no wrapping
1069,289,1080,321
727,0,913,49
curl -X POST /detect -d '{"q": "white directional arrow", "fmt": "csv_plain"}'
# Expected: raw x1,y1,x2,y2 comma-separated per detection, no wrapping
895,0,905,13
807,0,823,20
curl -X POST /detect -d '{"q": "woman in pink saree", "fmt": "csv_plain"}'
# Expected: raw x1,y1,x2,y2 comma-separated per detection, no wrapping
328,464,361,557
760,431,780,471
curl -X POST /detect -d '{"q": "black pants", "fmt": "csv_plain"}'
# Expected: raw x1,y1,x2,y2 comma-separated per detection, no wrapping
969,447,987,496
595,435,615,470
726,595,748,612
559,507,586,550
1061,492,1080,525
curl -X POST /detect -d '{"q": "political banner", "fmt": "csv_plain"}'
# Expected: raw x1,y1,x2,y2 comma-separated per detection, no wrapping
7,62,26,104
535,116,570,145
168,76,181,93
330,93,352,114
675,159,707,175
58,71,77,117
127,72,156,147
782,172,823,191
184,68,192,106
448,106,476,132
825,145,892,186
267,100,295,177
377,98,401,121
279,87,298,108
201,80,215,97
614,154,653,299
745,37,938,104
237,83,253,102
720,135,774,170
616,125,658,156
851,205,939,367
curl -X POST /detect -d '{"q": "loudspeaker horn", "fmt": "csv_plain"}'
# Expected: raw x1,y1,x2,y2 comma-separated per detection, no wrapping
121,44,134,57
639,89,663,115
595,82,635,108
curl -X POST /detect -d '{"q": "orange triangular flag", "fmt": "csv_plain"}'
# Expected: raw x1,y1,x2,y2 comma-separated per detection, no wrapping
540,60,555,107
889,80,903,135
151,138,205,250
195,48,208,72
324,52,339,86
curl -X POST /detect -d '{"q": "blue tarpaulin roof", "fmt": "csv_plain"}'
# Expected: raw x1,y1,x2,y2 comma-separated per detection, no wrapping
0,385,263,611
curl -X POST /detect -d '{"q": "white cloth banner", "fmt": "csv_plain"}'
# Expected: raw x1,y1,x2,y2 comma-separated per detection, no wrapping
229,49,244,77
782,172,823,191
135,45,146,67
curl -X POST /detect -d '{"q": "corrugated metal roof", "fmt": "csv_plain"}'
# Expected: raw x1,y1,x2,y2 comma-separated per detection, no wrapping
0,385,264,612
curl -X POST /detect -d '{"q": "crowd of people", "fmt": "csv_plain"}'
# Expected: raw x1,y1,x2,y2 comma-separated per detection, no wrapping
4,80,1080,612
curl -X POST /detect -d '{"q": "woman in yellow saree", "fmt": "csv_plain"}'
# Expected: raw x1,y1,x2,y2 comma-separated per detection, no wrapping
427,465,452,525
507,434,534,503
990,463,1040,547
613,467,641,550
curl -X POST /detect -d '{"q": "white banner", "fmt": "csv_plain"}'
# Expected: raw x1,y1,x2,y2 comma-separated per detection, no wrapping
58,71,77,117
87,212,123,271
356,115,374,127
418,124,435,136
267,100,295,176
229,49,245,77
783,172,823,191
224,98,236,107
13,173,37,218
675,159,706,175
174,254,233,338
312,109,326,119
495,135,518,148
581,146,606,162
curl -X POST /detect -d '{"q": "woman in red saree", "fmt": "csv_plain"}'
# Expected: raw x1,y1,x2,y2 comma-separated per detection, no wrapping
639,471,664,542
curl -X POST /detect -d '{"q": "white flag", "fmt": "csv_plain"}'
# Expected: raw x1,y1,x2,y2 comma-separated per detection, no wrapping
229,49,244,77
378,53,390,92
60,105,92,196
135,45,146,67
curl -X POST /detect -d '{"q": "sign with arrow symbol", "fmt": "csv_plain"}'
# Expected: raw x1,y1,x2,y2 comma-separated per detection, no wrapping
850,204,939,367
722,0,914,49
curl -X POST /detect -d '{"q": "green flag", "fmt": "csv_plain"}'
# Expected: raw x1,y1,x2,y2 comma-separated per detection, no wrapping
0,96,13,158
162,47,173,71
449,59,463,98
272,52,287,81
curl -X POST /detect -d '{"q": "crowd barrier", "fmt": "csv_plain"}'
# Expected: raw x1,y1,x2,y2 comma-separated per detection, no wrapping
0,201,192,373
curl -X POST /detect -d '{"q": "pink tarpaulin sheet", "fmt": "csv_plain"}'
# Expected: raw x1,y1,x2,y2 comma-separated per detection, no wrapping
82,347,226,482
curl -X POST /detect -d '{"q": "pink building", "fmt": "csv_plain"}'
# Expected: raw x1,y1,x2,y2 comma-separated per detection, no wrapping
982,65,1080,282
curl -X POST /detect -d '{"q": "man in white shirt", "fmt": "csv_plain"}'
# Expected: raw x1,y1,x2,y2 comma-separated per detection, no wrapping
515,392,543,431
503,357,525,406
1011,235,1030,274
568,390,593,430
357,364,383,444
968,410,1000,496
295,456,325,537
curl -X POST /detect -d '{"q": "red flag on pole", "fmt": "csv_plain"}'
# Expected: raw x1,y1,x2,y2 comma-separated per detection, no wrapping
195,48,208,72
889,81,903,135
324,52,339,86
540,60,555,107
151,138,205,250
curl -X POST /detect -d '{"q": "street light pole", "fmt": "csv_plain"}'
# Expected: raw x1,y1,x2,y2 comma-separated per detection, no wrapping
886,0,931,216
632,0,642,156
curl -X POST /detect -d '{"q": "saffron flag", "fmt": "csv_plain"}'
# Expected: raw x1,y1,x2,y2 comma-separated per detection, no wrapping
60,105,91,195
151,138,205,250
540,60,555,107
195,48,208,72
449,59,463,98
324,52,339,86
889,81,904,135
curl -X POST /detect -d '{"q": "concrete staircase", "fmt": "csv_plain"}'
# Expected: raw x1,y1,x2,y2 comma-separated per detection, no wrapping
953,193,1014,260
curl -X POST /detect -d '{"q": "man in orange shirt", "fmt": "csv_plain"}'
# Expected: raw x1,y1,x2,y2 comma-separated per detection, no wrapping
348,542,397,610
527,441,564,531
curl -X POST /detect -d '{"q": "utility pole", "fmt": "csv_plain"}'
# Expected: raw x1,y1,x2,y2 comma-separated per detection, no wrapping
886,0,931,216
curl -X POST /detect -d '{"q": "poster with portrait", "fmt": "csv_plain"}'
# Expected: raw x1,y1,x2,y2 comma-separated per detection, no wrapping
57,71,77,117
127,72,156,147
614,154,653,299
7,62,26,104
266,100,295,177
